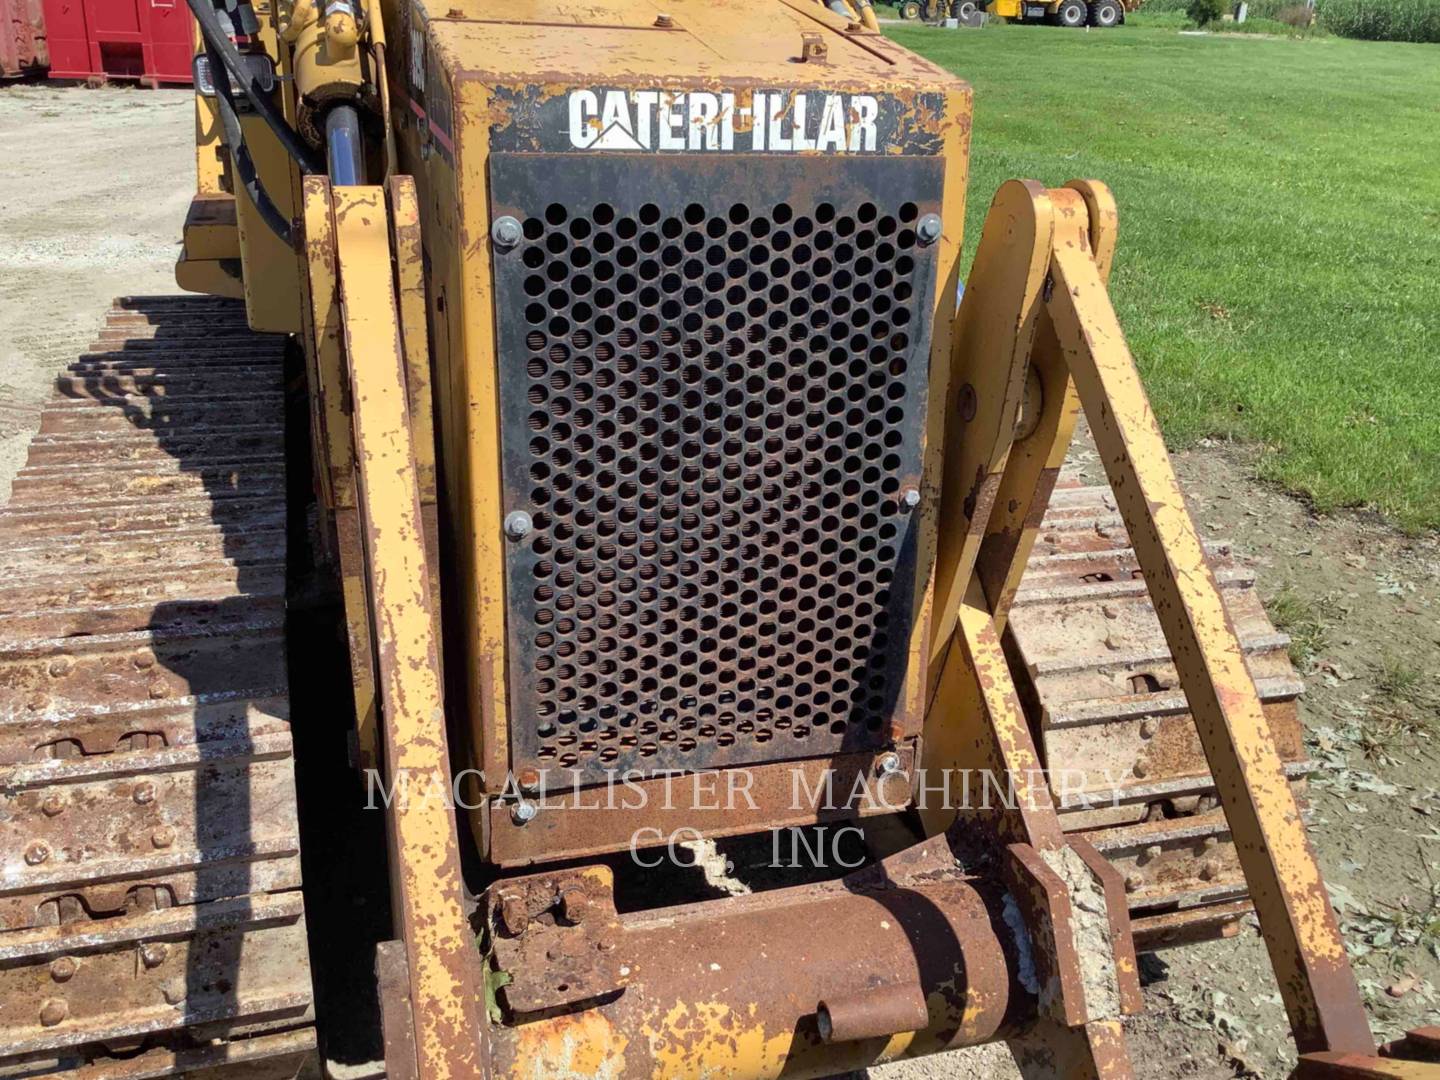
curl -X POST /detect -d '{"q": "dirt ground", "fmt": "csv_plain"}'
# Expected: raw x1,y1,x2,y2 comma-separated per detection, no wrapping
1,85,1434,1079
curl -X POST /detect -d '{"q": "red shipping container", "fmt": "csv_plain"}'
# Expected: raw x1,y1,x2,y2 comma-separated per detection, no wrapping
42,0,192,85
1,0,48,77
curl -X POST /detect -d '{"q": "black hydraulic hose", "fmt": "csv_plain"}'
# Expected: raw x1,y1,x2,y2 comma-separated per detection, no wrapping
205,35,295,245
185,0,324,176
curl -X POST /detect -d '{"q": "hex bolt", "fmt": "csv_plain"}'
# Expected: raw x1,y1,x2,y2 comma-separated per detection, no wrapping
151,826,175,849
140,943,169,969
511,800,538,826
504,510,533,540
39,999,67,1027
517,767,541,794
916,213,942,246
25,842,50,866
49,957,78,983
1132,761,1149,779
876,751,902,777
47,656,73,678
1139,717,1160,738
132,651,156,671
491,216,523,250
559,887,591,925
133,781,156,805
1199,859,1221,881
41,794,65,817
654,12,674,25
1141,844,1162,864
498,894,529,936
1124,873,1143,894
901,487,921,511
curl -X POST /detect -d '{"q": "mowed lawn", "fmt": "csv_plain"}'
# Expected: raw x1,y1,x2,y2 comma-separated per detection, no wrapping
888,21,1440,531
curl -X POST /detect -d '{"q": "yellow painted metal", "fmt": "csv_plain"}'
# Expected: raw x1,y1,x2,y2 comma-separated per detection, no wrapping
452,79,530,790
174,254,245,299
975,181,1115,635
1045,197,1374,1056
928,179,1053,671
387,175,443,647
302,177,380,770
330,183,488,1079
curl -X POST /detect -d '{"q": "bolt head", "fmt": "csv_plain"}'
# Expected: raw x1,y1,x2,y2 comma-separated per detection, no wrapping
132,651,155,670
491,216,523,249
49,957,78,983
917,213,942,245
151,826,175,849
876,751,902,777
41,794,65,817
1142,844,1162,863
511,800,538,825
559,887,591,924
498,894,529,936
517,767,541,793
39,998,67,1027
140,942,169,969
47,656,73,678
901,487,921,510
25,842,50,866
1199,859,1221,881
654,11,674,25
1139,717,1160,738
133,781,156,805
504,510,533,540
1132,761,1149,779
1124,873,1144,893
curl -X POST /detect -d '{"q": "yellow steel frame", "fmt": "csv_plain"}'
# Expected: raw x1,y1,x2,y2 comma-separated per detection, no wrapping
925,179,1383,1066
304,179,488,1079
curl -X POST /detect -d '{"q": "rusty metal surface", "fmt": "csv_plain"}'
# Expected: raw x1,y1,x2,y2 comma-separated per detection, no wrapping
0,0,46,76
487,745,916,866
325,183,487,1080
1006,475,1312,942
0,298,315,1077
489,153,943,783
484,836,1030,1078
818,981,930,1043
1046,200,1373,1055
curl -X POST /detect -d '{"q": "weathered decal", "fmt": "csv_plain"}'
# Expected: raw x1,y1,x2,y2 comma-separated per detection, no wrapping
567,89,878,153
489,85,947,156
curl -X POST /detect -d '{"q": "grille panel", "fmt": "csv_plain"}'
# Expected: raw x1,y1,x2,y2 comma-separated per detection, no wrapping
491,155,943,782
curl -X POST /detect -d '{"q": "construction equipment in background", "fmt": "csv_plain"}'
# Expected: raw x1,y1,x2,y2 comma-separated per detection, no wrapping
1,0,1436,1076
897,0,1138,27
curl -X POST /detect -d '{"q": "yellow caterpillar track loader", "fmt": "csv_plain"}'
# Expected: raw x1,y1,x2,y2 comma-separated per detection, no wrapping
1,0,1435,1076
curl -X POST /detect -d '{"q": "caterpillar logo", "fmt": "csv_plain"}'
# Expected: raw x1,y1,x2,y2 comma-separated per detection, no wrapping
567,89,880,153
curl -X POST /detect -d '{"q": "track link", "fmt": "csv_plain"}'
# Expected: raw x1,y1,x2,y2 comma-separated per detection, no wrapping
1009,474,1310,950
0,298,315,1078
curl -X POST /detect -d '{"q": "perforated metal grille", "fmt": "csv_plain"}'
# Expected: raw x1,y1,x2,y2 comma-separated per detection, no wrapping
491,155,942,781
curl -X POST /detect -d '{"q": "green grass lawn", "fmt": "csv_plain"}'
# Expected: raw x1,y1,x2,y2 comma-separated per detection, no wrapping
888,19,1440,531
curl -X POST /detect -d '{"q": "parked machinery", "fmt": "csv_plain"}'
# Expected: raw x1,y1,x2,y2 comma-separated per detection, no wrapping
0,0,1436,1076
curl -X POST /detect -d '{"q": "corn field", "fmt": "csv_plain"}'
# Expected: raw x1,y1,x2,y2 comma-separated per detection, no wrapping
1143,0,1440,38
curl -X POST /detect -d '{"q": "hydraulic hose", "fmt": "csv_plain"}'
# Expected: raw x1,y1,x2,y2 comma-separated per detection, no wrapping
186,0,324,175
204,35,296,245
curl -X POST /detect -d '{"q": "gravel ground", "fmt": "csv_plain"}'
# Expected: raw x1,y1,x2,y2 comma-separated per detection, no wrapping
0,83,192,502
1,84,1434,1080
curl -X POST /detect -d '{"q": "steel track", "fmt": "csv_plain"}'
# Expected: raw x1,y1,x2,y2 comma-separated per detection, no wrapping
0,298,316,1078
